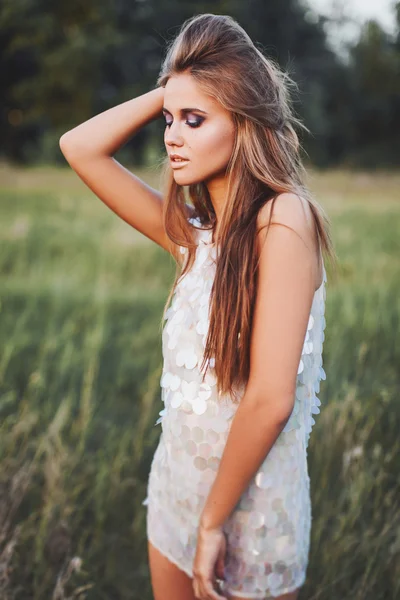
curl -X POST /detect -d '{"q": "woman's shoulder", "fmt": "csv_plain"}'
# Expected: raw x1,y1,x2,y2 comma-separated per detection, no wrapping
257,192,318,252
257,192,321,288
257,192,313,232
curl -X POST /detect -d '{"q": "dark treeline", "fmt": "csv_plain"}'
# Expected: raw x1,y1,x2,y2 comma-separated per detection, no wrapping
1,0,399,168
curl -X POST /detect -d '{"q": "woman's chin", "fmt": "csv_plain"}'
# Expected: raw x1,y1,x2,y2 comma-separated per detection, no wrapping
173,172,203,186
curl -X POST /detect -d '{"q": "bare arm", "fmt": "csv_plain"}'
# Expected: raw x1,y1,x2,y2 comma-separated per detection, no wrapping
59,87,193,258
199,193,319,531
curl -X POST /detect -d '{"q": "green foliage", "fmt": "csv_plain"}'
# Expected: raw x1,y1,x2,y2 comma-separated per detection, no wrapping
0,165,399,598
1,0,399,166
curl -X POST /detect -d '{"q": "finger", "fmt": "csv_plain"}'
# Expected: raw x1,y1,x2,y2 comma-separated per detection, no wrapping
192,578,200,600
198,579,210,600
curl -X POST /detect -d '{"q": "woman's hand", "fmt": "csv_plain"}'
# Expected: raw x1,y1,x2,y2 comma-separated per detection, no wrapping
192,524,227,600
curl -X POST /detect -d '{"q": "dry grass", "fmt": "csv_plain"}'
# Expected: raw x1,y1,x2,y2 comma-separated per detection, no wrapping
0,163,399,599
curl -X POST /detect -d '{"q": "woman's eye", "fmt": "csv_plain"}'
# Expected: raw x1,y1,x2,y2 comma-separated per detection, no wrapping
186,118,203,128
164,117,204,128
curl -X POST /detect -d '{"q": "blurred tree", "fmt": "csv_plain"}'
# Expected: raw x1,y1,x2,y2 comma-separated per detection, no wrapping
0,0,120,162
231,0,348,165
347,17,400,167
0,0,399,166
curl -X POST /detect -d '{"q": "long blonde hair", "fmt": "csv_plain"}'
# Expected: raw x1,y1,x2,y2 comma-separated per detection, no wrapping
156,13,337,402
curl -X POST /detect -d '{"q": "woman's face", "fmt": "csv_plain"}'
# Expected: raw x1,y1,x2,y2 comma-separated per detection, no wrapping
163,71,236,187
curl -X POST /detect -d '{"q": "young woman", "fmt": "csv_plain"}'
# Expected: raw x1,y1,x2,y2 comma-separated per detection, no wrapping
60,13,336,600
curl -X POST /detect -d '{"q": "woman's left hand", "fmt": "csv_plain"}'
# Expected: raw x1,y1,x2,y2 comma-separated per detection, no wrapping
192,524,227,600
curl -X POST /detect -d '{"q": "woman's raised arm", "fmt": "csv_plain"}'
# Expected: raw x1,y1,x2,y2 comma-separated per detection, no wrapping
59,87,192,257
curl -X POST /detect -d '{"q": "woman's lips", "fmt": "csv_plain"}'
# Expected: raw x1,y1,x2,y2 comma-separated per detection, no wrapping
170,158,189,168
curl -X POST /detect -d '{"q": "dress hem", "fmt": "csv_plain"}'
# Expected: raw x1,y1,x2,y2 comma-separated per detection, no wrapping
219,572,306,599
147,533,194,579
147,533,307,599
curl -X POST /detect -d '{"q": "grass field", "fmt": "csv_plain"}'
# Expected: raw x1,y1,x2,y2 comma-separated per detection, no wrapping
0,162,399,599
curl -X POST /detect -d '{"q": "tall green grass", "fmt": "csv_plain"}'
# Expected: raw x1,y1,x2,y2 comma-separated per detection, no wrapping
0,164,399,599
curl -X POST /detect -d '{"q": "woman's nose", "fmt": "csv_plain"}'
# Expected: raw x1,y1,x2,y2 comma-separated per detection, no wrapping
165,122,184,147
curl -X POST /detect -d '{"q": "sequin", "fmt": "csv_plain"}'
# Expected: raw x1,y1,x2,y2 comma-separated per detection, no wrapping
180,424,191,441
181,379,198,401
255,471,273,489
154,407,167,425
144,215,327,599
240,496,255,511
249,512,265,529
170,391,184,409
198,383,212,400
185,440,197,456
176,345,198,369
167,325,182,350
191,397,207,415
196,246,209,267
210,417,229,433
207,456,220,471
192,426,204,443
204,369,217,386
170,420,182,437
194,456,207,470
188,287,202,302
198,442,212,459
181,399,193,414
205,400,219,418
196,317,208,336
206,429,220,444
160,371,181,391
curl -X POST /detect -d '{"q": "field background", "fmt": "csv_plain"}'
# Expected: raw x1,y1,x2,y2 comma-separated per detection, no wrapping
0,163,399,599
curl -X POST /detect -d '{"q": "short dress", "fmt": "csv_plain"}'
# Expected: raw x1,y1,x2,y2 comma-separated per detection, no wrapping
142,216,327,598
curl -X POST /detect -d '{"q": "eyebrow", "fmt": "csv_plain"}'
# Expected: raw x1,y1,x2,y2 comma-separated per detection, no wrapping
162,107,208,115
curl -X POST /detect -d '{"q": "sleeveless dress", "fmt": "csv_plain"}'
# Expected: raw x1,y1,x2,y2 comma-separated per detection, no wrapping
142,216,327,598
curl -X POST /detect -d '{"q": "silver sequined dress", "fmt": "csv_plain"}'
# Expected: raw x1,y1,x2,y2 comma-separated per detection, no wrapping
143,216,327,598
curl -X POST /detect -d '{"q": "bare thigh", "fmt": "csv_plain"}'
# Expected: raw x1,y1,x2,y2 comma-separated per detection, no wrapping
148,540,301,600
148,540,197,600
